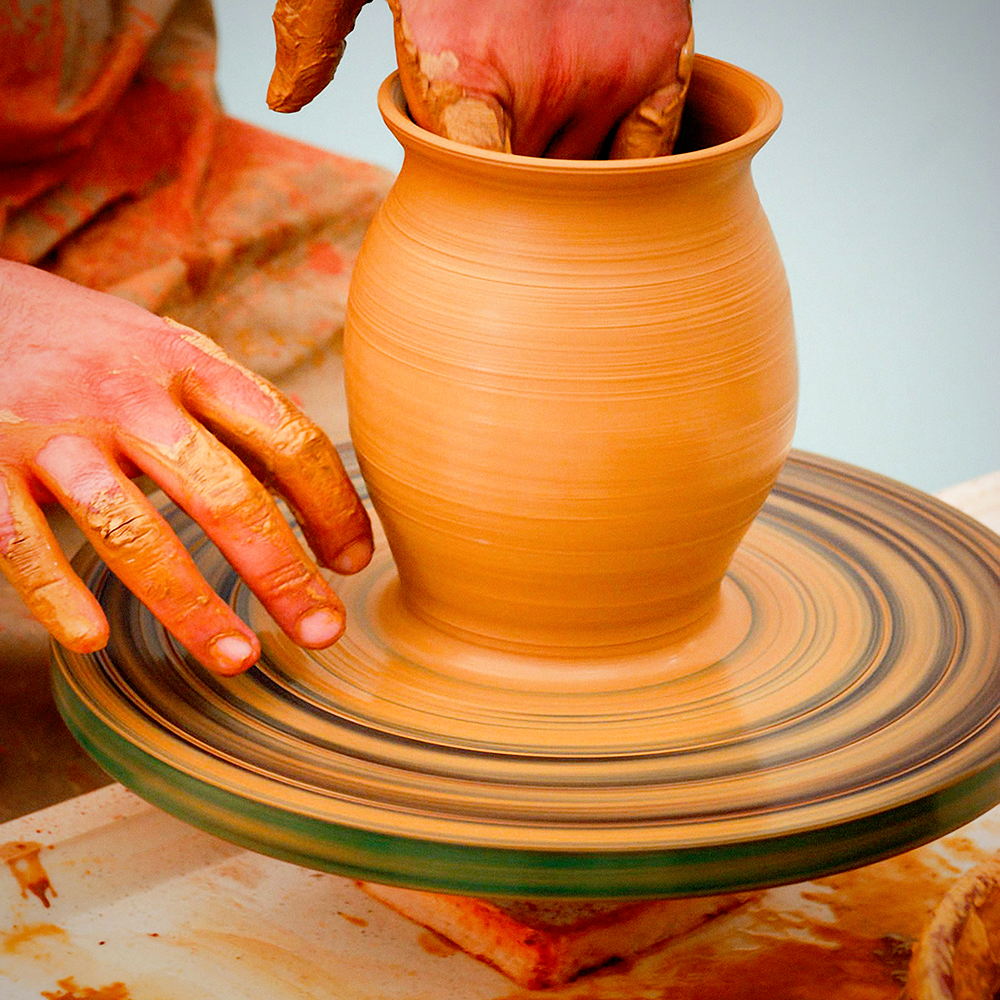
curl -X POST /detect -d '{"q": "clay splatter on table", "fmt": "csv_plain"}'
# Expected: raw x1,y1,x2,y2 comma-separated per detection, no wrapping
418,928,460,958
493,844,968,999
0,921,66,954
0,841,56,907
41,978,131,1000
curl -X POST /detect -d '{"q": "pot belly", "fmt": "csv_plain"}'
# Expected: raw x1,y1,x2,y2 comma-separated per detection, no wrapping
345,226,795,651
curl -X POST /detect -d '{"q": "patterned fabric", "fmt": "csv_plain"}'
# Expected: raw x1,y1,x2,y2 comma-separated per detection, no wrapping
0,0,391,377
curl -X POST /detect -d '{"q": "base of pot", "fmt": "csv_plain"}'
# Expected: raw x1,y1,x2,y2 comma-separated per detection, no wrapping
304,564,753,696
373,573,753,684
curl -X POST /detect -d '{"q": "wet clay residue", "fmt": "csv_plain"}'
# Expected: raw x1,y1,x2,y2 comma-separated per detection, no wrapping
338,911,369,928
942,833,988,862
1,921,66,954
803,846,960,942
418,928,459,958
493,844,973,1000
41,979,131,1000
0,841,56,907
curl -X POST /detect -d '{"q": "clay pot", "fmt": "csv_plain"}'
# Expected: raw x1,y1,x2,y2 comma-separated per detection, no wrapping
906,857,1000,1000
344,56,796,655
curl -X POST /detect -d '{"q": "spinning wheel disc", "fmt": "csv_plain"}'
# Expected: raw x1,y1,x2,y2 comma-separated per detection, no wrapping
52,450,1000,897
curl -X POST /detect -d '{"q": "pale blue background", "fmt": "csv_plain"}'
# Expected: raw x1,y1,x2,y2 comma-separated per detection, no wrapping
213,1,1000,494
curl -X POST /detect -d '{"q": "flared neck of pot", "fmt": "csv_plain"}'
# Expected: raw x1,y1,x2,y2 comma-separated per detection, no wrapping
377,54,783,193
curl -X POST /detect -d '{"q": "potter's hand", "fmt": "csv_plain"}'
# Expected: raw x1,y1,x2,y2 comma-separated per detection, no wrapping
0,261,372,675
268,0,694,158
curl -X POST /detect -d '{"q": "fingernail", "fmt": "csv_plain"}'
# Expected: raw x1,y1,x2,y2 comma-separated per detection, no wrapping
297,606,344,647
63,627,108,653
209,633,257,673
62,615,109,653
71,623,109,654
333,538,373,574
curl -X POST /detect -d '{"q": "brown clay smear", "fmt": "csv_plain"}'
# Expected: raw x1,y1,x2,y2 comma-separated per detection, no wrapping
609,17,695,158
492,845,972,999
941,834,988,862
389,0,511,154
41,978,131,1000
0,921,66,954
1,840,56,908
906,855,1000,1000
0,472,102,649
806,846,961,942
417,928,460,958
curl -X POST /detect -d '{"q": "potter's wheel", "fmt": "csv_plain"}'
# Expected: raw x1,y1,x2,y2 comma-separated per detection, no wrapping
52,449,1000,897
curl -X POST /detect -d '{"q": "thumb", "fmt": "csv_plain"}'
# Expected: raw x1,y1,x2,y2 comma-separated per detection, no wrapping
268,0,371,112
389,0,512,153
610,22,695,159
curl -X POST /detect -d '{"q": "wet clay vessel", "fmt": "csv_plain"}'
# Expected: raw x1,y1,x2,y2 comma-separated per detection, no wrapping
345,55,797,659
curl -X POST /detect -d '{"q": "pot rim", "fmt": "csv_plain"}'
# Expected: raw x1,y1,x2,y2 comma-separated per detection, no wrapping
377,53,783,174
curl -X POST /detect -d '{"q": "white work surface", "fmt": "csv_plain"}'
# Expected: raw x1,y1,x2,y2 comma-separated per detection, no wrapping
2,471,1000,998
0,784,513,999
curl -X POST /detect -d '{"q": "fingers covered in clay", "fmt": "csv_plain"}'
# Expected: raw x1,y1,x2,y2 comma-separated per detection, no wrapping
268,0,372,111
0,260,369,674
390,0,512,153
387,0,693,159
120,410,350,653
610,23,695,159
0,468,108,652
267,0,693,158
163,319,373,575
31,435,260,675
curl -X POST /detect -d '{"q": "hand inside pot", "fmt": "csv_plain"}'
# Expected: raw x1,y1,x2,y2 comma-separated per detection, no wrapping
0,261,372,675
268,0,694,158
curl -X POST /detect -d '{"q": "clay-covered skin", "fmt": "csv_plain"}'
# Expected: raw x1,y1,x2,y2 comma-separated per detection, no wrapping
268,0,693,159
268,0,369,114
0,261,372,674
345,57,796,653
